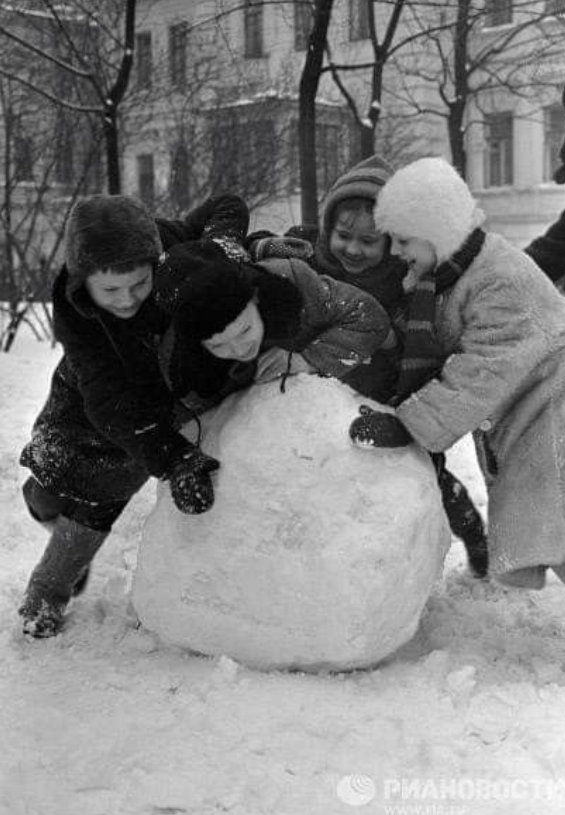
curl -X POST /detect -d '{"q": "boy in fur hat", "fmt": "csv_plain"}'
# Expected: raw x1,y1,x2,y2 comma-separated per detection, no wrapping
19,193,249,638
154,240,395,413
250,154,489,579
349,156,565,590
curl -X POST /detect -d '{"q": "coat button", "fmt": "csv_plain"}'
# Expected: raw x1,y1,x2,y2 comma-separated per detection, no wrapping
479,419,492,432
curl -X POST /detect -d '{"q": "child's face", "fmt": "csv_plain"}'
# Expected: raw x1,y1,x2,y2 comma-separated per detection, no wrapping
390,235,437,277
329,209,387,274
85,264,153,319
201,300,264,362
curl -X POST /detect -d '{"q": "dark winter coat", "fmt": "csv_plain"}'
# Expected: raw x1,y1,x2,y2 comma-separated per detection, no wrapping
312,239,407,402
525,208,565,286
159,256,393,415
20,195,249,505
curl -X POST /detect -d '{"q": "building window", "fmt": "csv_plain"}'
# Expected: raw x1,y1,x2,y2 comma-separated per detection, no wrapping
484,0,513,27
169,23,187,89
137,154,155,206
316,122,340,192
170,142,191,210
545,0,565,14
544,104,565,181
211,114,276,198
484,112,513,187
14,136,33,182
244,0,264,58
54,118,74,185
294,1,311,51
349,0,370,41
136,32,152,89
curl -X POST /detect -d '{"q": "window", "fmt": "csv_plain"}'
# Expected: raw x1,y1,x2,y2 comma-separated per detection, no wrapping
14,136,33,182
349,0,370,41
136,32,152,89
543,104,565,181
137,154,155,206
54,117,74,185
294,1,311,50
210,114,276,197
484,112,513,187
170,142,191,210
545,0,565,14
316,122,340,192
484,0,512,27
244,0,264,58
169,23,187,89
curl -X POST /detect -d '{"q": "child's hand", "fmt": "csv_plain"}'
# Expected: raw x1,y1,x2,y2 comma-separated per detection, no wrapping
255,348,315,383
253,236,314,261
167,448,220,514
349,405,412,448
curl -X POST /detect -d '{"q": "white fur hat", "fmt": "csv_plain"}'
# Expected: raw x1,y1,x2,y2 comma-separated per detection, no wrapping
374,157,485,262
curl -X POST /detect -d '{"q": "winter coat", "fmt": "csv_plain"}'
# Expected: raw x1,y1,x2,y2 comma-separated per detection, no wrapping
395,232,565,579
525,208,565,287
159,256,393,414
20,195,249,505
313,234,407,403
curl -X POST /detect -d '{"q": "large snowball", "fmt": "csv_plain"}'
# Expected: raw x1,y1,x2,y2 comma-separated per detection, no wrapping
132,376,450,671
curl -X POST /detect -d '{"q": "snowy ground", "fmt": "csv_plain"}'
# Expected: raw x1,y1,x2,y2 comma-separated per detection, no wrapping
2,333,565,815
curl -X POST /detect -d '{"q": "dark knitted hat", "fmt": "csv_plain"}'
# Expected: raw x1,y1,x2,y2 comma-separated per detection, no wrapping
156,241,255,341
65,195,162,294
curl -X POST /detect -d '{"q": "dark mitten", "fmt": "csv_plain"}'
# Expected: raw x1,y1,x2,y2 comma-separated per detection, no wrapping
167,448,220,514
349,405,412,448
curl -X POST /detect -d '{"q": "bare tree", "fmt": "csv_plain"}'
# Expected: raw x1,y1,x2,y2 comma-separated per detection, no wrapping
392,0,565,177
0,10,103,351
0,0,137,193
325,0,409,160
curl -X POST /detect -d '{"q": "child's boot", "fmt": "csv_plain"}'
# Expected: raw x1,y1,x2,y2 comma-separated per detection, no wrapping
438,467,489,578
19,516,108,638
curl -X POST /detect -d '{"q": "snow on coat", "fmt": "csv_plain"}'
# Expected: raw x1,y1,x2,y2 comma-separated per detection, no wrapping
159,256,393,413
395,232,565,578
20,196,249,503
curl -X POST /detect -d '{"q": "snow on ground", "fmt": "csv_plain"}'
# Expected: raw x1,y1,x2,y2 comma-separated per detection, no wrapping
1,334,565,815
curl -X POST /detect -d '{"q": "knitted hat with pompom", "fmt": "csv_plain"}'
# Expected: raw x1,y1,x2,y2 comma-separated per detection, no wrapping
374,157,485,263
320,153,395,236
65,195,162,295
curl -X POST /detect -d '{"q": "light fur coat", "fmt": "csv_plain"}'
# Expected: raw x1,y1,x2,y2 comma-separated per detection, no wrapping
396,233,565,580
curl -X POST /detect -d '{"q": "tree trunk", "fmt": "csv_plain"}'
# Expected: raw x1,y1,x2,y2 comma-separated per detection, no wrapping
298,0,335,228
104,107,121,194
450,0,471,179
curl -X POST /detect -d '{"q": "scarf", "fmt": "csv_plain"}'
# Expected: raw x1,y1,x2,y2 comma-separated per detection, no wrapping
392,228,486,404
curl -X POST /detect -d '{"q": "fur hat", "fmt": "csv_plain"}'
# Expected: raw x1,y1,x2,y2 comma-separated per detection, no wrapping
156,242,255,341
374,157,485,263
320,153,394,235
65,195,162,294
156,242,305,345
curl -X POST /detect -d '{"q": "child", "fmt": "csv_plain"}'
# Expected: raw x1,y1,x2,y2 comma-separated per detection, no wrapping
153,240,395,411
278,155,488,578
19,193,249,638
349,156,565,590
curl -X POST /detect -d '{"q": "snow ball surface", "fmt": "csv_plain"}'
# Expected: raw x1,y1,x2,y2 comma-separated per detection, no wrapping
132,375,450,671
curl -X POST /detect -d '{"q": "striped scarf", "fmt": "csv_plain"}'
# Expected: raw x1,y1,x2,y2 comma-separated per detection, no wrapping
393,228,486,403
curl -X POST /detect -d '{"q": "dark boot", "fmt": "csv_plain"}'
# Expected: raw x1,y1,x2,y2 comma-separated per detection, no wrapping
438,466,489,578
19,516,108,638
